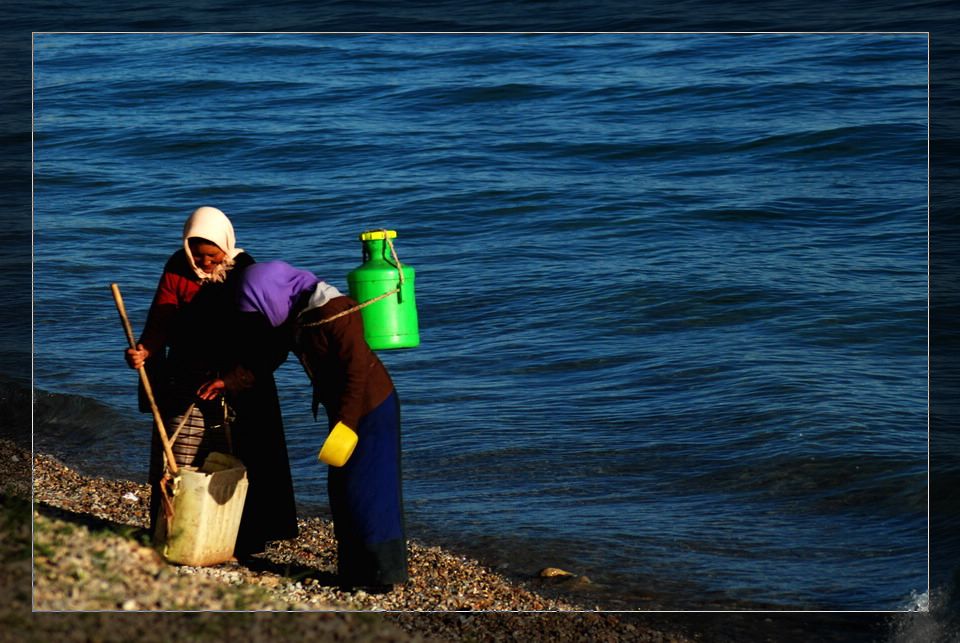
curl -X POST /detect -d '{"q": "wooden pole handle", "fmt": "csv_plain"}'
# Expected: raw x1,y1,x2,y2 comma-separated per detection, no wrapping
110,283,179,476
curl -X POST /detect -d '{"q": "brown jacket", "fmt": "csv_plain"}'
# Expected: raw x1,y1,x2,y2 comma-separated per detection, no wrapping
295,296,395,431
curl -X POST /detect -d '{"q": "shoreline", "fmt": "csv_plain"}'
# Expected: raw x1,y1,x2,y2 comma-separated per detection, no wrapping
29,446,599,613
9,438,695,641
3,437,907,641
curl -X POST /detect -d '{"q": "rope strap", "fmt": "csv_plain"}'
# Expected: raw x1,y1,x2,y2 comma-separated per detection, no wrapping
297,230,405,330
160,472,176,533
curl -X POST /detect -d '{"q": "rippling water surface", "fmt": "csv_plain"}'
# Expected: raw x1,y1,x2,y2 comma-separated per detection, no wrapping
32,32,927,610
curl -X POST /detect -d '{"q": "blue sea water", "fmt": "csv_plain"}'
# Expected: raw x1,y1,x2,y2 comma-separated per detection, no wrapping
30,32,927,612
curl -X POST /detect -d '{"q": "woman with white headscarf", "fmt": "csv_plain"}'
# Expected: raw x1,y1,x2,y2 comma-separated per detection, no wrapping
124,206,298,558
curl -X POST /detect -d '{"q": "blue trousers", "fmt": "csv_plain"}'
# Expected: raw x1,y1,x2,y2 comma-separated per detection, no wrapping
327,391,408,586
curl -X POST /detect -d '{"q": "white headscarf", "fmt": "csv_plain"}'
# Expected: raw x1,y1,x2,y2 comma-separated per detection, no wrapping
182,206,244,281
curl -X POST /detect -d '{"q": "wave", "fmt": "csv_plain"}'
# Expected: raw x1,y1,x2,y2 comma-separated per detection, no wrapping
733,123,926,158
0,378,149,479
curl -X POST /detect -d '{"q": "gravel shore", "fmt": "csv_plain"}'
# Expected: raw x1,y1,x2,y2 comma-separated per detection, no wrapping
5,438,692,642
2,437,909,642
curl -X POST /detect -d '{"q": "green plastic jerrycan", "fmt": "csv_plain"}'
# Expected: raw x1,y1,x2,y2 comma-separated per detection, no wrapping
347,229,420,350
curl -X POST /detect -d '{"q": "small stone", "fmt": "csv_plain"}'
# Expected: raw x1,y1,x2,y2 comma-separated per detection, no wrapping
538,567,575,578
122,599,137,610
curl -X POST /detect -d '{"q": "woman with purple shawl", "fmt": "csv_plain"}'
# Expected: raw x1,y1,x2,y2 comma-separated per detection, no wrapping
234,260,408,593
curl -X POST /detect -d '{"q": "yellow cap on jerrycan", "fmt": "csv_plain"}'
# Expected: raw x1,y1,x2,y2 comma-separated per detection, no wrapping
347,229,420,349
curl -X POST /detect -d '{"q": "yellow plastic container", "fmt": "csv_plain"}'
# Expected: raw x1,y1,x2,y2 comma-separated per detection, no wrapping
318,421,358,467
155,453,249,566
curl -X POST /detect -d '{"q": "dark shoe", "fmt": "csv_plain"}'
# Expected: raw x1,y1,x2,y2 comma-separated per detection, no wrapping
232,550,263,566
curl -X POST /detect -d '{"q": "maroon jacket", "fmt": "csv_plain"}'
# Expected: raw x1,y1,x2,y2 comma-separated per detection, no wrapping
295,296,395,431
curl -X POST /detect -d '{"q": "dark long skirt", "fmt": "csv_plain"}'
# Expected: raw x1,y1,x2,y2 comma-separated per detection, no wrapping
230,374,299,557
328,391,408,587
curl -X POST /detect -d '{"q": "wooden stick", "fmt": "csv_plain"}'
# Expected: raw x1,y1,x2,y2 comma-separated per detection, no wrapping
110,283,179,476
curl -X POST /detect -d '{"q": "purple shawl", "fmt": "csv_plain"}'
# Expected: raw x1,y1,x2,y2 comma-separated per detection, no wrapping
238,260,321,327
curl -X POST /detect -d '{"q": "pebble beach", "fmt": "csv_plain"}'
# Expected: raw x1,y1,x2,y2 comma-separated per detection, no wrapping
1,437,905,642
3,438,693,641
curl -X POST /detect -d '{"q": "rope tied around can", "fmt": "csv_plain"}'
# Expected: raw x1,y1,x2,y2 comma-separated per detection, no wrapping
296,229,405,329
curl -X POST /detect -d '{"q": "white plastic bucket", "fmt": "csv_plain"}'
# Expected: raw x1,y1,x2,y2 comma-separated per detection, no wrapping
155,453,249,566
